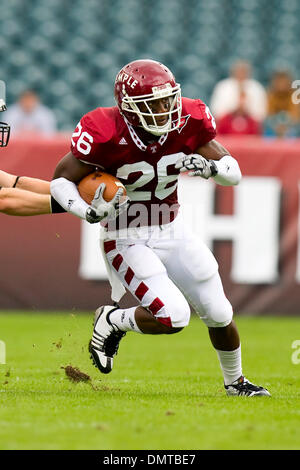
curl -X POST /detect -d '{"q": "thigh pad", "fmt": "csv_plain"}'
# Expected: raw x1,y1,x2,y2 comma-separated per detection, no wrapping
122,244,167,280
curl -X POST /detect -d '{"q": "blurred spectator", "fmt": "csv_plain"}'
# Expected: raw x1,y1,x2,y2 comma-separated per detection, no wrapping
264,70,300,138
5,90,57,136
217,90,262,135
210,60,267,123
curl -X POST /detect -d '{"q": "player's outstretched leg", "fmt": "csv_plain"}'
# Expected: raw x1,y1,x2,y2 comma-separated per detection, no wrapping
89,305,126,374
89,304,185,374
209,321,271,397
173,266,271,397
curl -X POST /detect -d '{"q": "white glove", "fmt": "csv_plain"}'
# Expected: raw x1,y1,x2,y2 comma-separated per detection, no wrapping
175,154,218,179
85,183,129,224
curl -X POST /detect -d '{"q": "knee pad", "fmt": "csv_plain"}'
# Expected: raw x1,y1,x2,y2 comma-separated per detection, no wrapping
199,297,233,328
155,293,191,329
111,243,191,328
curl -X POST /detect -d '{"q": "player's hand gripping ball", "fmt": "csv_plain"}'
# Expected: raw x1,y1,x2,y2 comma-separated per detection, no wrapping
78,171,126,204
78,171,129,224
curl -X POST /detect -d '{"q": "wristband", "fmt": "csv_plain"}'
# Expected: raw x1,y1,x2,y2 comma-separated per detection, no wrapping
212,155,242,186
50,196,66,214
50,177,89,219
12,176,21,188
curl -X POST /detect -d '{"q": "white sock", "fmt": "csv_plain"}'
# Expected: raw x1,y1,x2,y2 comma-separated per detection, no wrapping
216,345,242,386
109,307,143,334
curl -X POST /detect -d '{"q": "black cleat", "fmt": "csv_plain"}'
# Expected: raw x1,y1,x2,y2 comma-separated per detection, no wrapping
89,305,126,374
225,375,271,397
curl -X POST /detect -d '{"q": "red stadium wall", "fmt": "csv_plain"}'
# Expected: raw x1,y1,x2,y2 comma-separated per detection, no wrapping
1,135,300,314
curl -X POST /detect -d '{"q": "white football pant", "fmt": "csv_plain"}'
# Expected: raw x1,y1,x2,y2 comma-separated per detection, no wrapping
102,215,233,329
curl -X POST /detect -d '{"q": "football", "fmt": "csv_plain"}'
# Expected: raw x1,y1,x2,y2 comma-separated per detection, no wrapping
78,171,126,204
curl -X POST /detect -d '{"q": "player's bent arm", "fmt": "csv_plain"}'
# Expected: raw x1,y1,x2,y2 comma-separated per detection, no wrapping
175,140,242,185
196,139,229,161
53,152,94,183
196,139,242,186
0,187,51,216
51,152,95,220
52,152,128,223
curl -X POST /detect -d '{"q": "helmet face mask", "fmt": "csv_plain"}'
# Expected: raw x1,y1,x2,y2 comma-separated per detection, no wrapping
0,92,10,146
0,98,7,112
0,100,10,147
115,60,182,136
0,122,10,147
122,83,182,136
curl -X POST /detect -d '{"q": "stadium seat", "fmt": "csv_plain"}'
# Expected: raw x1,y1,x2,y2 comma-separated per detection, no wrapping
1,0,300,129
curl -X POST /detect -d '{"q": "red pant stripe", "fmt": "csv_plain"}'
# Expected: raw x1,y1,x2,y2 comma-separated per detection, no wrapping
157,316,172,328
149,297,164,315
107,249,171,326
112,254,123,271
124,267,134,285
103,240,116,253
135,282,149,300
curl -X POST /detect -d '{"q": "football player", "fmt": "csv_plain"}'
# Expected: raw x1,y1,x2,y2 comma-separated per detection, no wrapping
51,59,270,397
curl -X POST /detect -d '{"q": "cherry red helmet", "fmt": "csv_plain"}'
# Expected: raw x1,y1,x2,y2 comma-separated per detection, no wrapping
114,59,182,136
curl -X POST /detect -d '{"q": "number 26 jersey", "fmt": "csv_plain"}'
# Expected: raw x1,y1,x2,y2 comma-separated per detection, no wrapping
71,97,216,229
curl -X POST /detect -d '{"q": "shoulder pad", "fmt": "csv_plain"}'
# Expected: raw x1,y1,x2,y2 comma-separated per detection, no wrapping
181,97,208,121
81,107,118,144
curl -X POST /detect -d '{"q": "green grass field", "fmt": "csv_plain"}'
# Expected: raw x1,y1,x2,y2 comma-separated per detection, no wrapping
0,312,299,450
